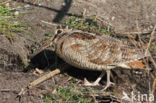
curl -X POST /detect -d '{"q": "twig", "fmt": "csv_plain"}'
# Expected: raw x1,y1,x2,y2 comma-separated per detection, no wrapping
120,31,152,35
150,73,156,103
28,68,63,89
151,73,156,95
146,25,156,53
146,25,156,103
82,8,87,17
134,10,150,71
1,89,10,92
16,88,27,101
89,89,98,103
149,56,156,69
41,20,58,26
17,88,25,96
28,63,70,89
146,25,156,69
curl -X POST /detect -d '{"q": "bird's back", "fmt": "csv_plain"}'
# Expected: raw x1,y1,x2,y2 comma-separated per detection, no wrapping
54,27,147,71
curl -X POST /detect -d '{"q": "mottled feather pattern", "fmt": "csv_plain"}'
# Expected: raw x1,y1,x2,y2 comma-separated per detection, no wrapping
127,60,145,69
53,27,147,70
31,25,149,89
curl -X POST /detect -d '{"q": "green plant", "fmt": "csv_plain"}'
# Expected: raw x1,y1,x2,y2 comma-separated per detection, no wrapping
60,15,115,37
44,95,52,103
44,85,92,103
150,42,156,52
45,32,52,40
0,5,26,39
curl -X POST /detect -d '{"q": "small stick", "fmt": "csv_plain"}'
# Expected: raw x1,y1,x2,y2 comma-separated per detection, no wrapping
17,88,25,96
146,25,156,53
146,25,156,70
28,68,62,89
150,73,156,103
151,75,156,95
1,89,10,92
41,20,58,26
149,56,156,69
119,31,152,35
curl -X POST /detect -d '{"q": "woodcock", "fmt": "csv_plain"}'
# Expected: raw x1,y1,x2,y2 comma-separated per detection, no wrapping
38,25,149,90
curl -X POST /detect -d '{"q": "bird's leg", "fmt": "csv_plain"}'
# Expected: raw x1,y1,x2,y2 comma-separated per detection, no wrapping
84,71,105,86
103,69,115,90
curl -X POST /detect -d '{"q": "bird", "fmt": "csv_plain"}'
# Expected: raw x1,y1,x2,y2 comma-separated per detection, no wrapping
36,25,149,90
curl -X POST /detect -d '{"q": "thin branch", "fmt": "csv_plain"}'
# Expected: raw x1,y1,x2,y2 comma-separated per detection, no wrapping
146,25,156,53
28,68,62,89
41,20,58,26
151,73,156,94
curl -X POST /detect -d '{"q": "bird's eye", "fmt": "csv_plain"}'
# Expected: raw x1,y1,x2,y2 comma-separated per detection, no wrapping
57,29,62,34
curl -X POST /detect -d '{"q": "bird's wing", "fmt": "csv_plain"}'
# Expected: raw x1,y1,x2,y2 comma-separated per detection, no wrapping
120,44,147,63
58,31,146,69
67,32,123,66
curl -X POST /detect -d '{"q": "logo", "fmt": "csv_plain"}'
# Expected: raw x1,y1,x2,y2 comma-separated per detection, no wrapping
121,91,155,102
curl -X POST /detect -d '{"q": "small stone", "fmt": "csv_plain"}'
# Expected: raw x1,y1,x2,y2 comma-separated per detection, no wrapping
150,25,153,29
62,3,66,6
14,11,19,16
24,4,30,8
5,3,10,7
111,16,115,21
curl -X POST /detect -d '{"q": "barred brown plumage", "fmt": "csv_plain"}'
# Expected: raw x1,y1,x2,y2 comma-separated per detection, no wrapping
39,25,149,90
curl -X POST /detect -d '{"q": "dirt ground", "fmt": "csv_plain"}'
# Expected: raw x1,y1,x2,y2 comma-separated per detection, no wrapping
0,0,156,103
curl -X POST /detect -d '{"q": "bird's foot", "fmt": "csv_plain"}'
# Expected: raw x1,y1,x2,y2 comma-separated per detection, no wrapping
84,78,99,86
103,81,115,90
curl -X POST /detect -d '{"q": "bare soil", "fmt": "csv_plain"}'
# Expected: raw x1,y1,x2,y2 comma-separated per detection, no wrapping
0,0,156,103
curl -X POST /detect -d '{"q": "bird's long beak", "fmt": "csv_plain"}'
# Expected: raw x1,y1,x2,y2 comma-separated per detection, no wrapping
29,34,57,59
